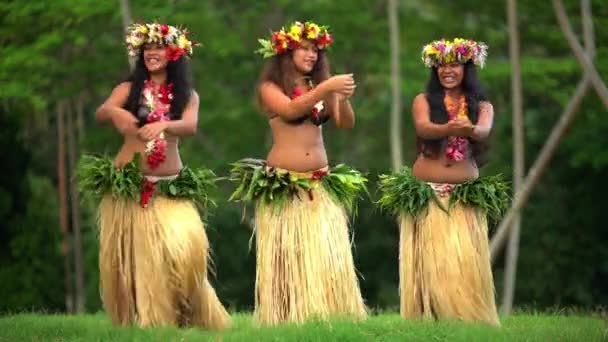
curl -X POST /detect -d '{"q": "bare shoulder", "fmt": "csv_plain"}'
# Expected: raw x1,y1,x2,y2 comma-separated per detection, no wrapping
412,93,429,112
479,100,494,112
113,81,132,95
103,81,131,106
190,89,200,103
259,81,281,93
414,93,427,102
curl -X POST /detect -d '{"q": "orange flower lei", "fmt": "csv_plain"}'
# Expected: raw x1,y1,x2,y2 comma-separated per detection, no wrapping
443,95,470,161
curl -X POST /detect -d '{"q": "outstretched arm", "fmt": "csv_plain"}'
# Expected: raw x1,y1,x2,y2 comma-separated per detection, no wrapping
259,81,332,120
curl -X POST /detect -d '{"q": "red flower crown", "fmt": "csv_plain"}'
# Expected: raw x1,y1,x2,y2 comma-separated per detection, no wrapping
256,21,333,58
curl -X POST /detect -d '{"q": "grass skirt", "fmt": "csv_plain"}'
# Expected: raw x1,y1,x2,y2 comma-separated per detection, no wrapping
253,186,367,325
97,195,231,329
399,196,500,326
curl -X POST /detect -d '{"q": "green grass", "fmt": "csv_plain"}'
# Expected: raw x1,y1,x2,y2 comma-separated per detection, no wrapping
0,313,606,341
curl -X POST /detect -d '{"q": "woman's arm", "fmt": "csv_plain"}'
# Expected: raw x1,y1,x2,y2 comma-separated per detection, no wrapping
259,81,332,120
412,93,450,139
331,94,355,129
470,101,494,141
95,82,139,136
96,82,131,122
412,93,474,138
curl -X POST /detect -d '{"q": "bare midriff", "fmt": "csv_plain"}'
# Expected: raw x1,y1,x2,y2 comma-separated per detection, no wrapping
266,116,328,172
114,134,182,177
412,154,479,184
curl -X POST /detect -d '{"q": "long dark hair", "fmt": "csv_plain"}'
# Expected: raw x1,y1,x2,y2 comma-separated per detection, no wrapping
256,47,333,113
417,62,490,166
123,52,192,124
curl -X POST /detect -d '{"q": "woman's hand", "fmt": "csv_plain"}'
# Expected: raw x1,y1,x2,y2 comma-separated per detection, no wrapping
138,121,168,141
447,118,475,136
324,74,356,95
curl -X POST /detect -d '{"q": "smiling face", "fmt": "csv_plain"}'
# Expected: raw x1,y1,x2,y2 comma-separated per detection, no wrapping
437,63,464,90
142,43,169,73
292,39,319,74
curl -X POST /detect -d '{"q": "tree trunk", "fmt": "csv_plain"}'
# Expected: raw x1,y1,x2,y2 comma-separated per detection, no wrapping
66,99,86,313
75,93,86,143
57,101,74,313
501,0,524,316
491,0,598,262
388,0,403,172
119,0,134,70
552,0,608,108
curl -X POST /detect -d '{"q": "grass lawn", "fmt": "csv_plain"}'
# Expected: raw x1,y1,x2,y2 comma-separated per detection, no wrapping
0,313,606,341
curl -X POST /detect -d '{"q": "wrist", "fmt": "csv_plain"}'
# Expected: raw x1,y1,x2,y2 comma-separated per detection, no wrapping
318,82,333,96
441,123,452,136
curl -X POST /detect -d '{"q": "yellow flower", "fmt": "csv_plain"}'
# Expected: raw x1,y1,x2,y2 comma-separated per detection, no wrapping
287,32,300,42
305,23,320,39
426,45,438,55
289,24,303,37
138,24,148,34
177,35,191,49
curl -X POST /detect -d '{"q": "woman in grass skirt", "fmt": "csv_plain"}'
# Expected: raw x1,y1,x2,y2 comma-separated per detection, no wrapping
378,38,509,326
78,22,230,329
229,21,367,325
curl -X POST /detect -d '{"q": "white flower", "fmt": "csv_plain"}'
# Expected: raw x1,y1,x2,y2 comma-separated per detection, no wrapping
145,140,155,152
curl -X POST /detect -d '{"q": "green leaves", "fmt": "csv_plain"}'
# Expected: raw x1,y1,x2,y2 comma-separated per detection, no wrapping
228,158,367,214
450,174,511,223
76,154,218,212
377,167,434,217
255,38,275,58
377,167,511,221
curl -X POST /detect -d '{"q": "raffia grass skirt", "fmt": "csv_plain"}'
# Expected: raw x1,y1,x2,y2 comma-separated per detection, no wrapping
399,196,500,326
97,195,231,329
253,187,367,325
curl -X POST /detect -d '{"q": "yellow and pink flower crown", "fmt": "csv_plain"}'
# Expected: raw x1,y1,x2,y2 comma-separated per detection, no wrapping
125,22,199,61
421,38,488,68
256,21,333,58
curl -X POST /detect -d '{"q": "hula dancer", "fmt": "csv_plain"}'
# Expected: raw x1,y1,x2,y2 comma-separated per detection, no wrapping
78,22,230,329
229,21,367,325
378,38,509,326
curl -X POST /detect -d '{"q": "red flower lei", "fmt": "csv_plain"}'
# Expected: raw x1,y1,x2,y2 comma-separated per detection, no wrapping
140,80,173,207
444,95,470,161
291,80,324,122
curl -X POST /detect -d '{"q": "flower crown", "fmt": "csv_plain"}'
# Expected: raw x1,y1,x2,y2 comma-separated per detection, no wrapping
256,21,333,58
421,38,488,68
125,22,199,61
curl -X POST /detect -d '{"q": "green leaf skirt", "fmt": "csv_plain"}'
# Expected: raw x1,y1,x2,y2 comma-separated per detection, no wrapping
377,167,511,222
227,158,368,215
76,154,217,210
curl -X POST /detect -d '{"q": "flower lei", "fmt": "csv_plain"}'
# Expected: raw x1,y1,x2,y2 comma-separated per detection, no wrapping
256,21,333,58
421,38,488,68
291,78,324,122
140,79,173,207
444,95,470,162
125,22,199,61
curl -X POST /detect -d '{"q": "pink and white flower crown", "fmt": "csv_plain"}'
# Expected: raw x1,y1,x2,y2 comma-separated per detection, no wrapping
421,38,488,68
